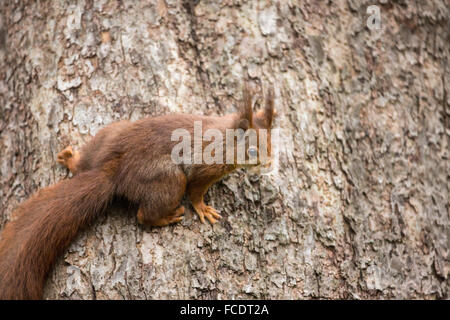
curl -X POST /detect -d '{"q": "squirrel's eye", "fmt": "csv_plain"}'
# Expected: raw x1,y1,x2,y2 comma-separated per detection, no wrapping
247,146,258,158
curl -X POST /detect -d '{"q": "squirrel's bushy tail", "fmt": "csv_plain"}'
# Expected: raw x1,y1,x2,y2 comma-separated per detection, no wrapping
0,169,114,299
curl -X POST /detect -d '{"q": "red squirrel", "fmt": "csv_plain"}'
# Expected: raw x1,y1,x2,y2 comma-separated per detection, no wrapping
0,85,275,299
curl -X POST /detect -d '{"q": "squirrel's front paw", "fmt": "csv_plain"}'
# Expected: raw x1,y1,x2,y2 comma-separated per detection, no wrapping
192,202,222,224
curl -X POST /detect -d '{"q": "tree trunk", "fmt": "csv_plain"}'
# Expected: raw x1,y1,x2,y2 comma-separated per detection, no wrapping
0,0,448,299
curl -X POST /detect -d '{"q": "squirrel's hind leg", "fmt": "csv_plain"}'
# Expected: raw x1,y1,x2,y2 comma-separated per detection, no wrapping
57,146,81,174
135,167,187,227
138,205,185,227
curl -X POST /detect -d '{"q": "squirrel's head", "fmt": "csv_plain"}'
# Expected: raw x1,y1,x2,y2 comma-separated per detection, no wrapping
232,84,276,169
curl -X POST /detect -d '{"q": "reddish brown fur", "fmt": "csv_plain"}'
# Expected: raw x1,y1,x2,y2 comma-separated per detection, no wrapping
0,169,115,299
0,85,275,299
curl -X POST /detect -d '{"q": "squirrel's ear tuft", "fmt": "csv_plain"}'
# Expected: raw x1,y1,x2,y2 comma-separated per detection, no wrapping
264,86,275,128
238,83,253,128
255,86,275,128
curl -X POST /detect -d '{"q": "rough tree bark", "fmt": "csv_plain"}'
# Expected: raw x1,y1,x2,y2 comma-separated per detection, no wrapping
0,0,448,299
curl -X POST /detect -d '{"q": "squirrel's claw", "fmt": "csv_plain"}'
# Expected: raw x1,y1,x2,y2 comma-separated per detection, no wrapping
166,206,185,224
193,202,221,224
206,206,222,220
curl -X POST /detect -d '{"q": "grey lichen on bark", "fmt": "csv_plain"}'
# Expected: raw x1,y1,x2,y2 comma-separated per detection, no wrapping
0,0,448,299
